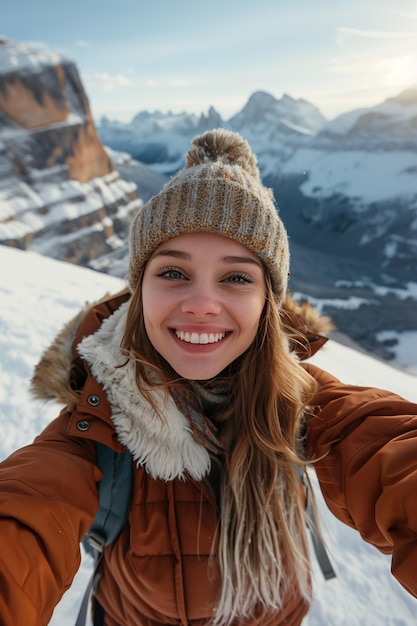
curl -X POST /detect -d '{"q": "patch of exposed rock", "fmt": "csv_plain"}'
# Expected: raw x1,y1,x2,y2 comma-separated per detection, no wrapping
0,37,140,271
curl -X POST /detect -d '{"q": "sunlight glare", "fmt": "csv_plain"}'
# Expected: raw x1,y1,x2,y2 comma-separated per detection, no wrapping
380,54,417,87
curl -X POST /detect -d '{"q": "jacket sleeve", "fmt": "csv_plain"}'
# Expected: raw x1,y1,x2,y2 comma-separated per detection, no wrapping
305,363,417,599
0,407,101,626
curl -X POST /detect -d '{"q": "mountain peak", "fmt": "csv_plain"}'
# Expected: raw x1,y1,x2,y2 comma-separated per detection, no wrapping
321,84,417,140
248,90,277,102
229,90,326,134
0,37,67,77
385,86,417,107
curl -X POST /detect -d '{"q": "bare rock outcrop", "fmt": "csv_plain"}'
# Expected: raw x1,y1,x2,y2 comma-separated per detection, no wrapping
0,37,140,271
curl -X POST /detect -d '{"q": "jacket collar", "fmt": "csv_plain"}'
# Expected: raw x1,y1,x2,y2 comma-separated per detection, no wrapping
78,302,211,481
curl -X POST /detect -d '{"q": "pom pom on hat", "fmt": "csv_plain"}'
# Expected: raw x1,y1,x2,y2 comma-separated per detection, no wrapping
185,129,261,181
128,128,290,304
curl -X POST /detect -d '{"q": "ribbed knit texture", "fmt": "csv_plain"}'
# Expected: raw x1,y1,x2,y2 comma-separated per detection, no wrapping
128,129,289,304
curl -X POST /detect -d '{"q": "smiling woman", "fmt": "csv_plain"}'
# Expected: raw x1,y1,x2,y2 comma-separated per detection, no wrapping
1,128,417,626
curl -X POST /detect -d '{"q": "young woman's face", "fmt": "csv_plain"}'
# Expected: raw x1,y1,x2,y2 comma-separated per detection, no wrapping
142,233,266,380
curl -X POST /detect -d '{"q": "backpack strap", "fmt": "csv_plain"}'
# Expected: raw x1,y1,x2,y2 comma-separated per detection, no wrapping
75,553,104,626
84,443,133,552
75,443,133,626
303,473,337,580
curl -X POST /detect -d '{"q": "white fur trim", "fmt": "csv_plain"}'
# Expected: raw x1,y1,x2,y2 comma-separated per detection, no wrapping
78,302,211,481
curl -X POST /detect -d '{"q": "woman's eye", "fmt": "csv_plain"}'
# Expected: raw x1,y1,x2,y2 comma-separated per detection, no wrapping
224,272,253,284
157,267,185,280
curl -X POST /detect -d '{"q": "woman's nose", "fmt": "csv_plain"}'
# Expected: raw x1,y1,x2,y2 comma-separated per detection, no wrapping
180,283,222,316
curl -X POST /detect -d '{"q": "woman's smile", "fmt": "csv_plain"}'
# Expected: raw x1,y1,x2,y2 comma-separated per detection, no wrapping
142,233,266,380
173,329,227,344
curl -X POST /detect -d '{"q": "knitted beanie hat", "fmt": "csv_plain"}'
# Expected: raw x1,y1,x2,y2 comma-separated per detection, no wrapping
128,128,289,304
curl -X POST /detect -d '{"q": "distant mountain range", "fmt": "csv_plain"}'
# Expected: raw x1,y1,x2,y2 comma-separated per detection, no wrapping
98,87,417,278
1,36,416,366
98,91,328,173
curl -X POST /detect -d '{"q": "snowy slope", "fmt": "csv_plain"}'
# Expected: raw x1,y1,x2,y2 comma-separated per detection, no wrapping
280,147,417,206
0,245,416,625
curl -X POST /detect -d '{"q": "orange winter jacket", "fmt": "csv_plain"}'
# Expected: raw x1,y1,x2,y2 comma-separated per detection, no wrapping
0,290,416,626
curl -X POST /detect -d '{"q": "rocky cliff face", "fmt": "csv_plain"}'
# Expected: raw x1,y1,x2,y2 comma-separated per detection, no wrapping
0,37,140,270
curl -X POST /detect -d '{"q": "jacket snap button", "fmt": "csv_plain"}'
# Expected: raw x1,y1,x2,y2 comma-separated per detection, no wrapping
87,395,100,407
77,420,90,432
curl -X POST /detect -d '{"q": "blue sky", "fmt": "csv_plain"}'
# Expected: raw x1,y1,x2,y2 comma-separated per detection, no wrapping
3,0,417,122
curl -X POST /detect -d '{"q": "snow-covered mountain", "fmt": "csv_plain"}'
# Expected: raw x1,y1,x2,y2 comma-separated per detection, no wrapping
319,87,417,148
99,105,223,174
1,244,416,626
229,91,326,134
0,37,150,268
273,88,417,277
98,90,327,174
226,91,327,170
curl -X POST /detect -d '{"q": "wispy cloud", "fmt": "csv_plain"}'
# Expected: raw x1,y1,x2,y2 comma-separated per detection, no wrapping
337,26,416,40
82,72,133,91
381,4,417,20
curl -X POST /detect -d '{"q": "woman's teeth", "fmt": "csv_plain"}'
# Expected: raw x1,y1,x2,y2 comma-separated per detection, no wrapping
175,330,226,344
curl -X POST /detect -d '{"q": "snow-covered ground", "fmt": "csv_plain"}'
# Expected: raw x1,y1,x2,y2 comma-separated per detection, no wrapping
292,285,417,376
0,244,416,625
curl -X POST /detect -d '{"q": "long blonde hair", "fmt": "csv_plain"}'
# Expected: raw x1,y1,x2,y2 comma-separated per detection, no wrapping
121,266,317,624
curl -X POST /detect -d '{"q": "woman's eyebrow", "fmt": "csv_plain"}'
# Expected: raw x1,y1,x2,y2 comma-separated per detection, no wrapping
222,255,262,267
152,249,191,260
151,250,262,267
